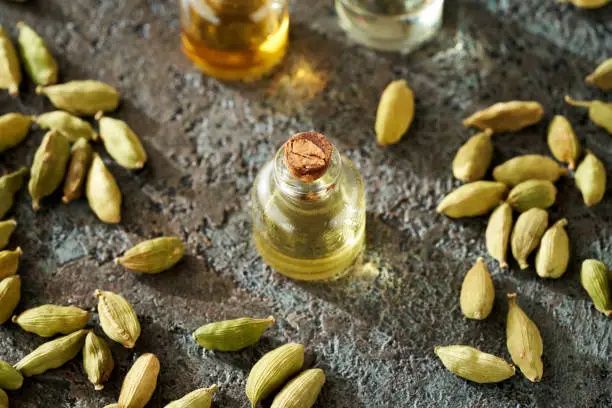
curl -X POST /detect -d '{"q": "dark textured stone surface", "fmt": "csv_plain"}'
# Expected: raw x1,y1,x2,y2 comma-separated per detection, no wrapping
1,0,611,407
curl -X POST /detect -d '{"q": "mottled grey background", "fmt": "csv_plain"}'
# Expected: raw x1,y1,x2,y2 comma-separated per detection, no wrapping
0,0,611,407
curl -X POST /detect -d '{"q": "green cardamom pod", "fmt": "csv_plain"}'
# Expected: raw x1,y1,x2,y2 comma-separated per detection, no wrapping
434,345,515,383
163,384,219,408
16,22,58,86
86,154,122,223
193,316,275,351
96,112,147,169
271,368,325,408
452,129,493,182
246,343,305,408
535,219,569,279
0,247,22,280
460,258,495,320
0,275,20,325
0,113,32,152
95,289,141,349
485,202,513,269
0,389,7,408
28,130,71,210
36,110,98,142
493,155,567,187
0,220,16,251
375,80,414,146
14,329,88,377
547,115,580,170
565,95,612,134
585,58,612,90
580,259,611,317
0,167,29,220
12,304,90,337
0,359,23,390
506,293,543,382
511,208,548,270
36,80,120,116
0,25,21,96
507,180,557,213
463,101,544,132
115,237,185,274
62,138,93,204
83,331,114,391
575,150,606,207
118,353,160,408
436,181,508,218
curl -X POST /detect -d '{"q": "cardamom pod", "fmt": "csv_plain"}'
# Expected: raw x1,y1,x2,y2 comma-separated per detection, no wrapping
511,208,548,270
547,115,580,170
62,138,93,203
507,180,557,213
271,368,325,408
95,289,141,349
375,80,414,146
463,101,544,132
0,359,23,390
28,130,71,210
506,293,543,382
436,181,508,218
486,202,513,269
535,219,569,279
0,167,29,220
118,353,160,408
0,389,7,408
558,0,611,8
193,316,275,351
460,258,495,320
452,129,493,182
580,259,611,317
246,343,305,408
575,150,606,207
14,329,88,377
86,154,122,223
565,95,612,134
493,155,567,187
0,25,21,96
0,113,32,152
115,237,185,274
104,405,119,408
96,112,147,169
0,220,16,251
163,384,219,408
12,304,90,337
0,248,22,280
36,110,98,142
36,80,120,116
83,331,114,391
585,58,612,90
16,22,58,86
0,275,20,325
434,345,515,383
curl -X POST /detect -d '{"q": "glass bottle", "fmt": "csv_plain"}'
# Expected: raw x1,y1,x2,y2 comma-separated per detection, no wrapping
179,0,289,81
252,132,366,281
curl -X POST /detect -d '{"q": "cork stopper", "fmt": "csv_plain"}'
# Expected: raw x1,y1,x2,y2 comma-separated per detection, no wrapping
284,132,333,183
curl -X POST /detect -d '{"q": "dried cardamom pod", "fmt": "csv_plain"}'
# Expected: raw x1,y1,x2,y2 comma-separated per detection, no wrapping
83,331,114,391
36,111,98,142
96,112,147,169
193,316,275,351
0,389,7,408
452,129,493,182
434,345,515,383
163,384,219,408
0,248,22,280
16,22,58,86
575,150,606,207
547,115,580,170
486,203,513,269
0,359,23,390
506,293,543,382
0,275,20,325
493,155,567,187
580,259,611,317
0,113,32,152
535,219,569,279
0,167,29,219
585,58,612,90
463,101,544,132
511,208,548,270
436,181,508,218
14,329,88,377
0,220,16,251
118,353,160,408
507,180,557,213
558,0,611,8
271,368,325,408
460,258,495,320
375,80,414,146
0,25,21,96
115,237,185,274
246,343,305,408
36,80,120,116
86,154,122,223
12,304,90,337
95,289,141,349
28,130,71,210
565,96,612,134
62,138,93,203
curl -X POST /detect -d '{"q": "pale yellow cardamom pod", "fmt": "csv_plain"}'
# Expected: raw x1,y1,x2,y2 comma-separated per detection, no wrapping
163,384,219,408
86,154,122,224
0,247,22,280
507,180,557,213
0,25,21,96
575,150,606,207
558,0,611,8
36,110,98,142
96,112,147,169
493,155,567,187
460,258,495,320
585,58,612,90
0,359,23,390
271,368,326,408
83,331,114,391
17,22,58,86
115,237,185,274
0,167,29,220
12,304,90,338
95,289,141,349
0,220,17,251
463,101,544,132
62,138,93,204
452,129,493,182
434,345,515,383
580,259,611,317
193,316,275,351
0,113,32,152
486,202,513,269
547,115,580,170
0,389,7,408
118,353,160,408
535,219,569,279
436,181,508,218
506,293,543,382
511,208,548,270
375,80,414,146
565,95,612,134
28,130,71,210
36,80,120,116
0,275,20,324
